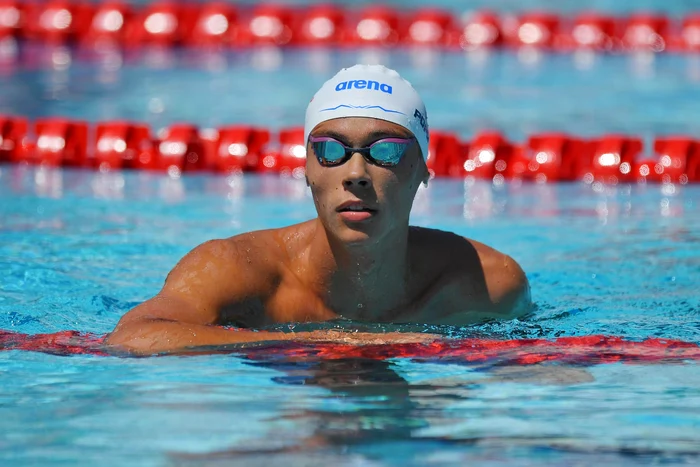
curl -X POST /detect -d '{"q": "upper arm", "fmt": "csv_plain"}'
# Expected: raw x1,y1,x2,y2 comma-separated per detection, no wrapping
116,235,281,328
485,253,531,317
475,242,532,318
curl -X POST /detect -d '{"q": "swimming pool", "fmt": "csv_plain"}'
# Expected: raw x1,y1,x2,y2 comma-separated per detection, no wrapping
2,4,700,466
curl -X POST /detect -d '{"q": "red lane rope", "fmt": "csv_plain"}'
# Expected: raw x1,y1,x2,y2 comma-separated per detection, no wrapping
0,329,108,356
2,114,699,183
2,329,699,364
0,2,698,54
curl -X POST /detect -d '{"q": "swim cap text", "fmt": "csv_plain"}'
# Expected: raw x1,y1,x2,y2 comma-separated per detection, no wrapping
335,80,393,94
414,109,428,136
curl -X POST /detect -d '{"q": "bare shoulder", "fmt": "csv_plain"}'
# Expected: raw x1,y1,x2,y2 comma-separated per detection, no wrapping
267,219,319,260
466,238,532,317
162,227,292,306
409,227,532,319
173,229,284,277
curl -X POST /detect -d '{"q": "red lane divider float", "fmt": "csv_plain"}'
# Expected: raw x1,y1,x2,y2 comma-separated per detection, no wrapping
2,114,700,184
1,1,700,53
0,329,108,356
1,329,699,365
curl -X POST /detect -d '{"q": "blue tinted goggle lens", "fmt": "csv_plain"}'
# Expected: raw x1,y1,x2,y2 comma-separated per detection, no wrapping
315,140,345,162
310,138,413,167
369,141,405,165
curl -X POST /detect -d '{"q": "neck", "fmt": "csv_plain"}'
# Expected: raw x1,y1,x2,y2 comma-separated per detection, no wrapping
308,219,412,320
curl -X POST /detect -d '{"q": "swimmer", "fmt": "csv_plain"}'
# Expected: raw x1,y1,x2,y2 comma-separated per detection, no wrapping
105,65,532,355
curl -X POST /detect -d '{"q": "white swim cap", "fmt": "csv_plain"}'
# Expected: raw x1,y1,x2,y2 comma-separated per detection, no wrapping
304,64,430,162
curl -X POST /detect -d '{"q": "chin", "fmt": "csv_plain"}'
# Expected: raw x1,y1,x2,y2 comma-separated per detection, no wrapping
335,226,374,246
319,212,388,246
326,219,384,247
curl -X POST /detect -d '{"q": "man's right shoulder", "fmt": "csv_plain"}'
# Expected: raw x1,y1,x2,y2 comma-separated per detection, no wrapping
165,221,318,298
192,229,287,271
162,228,290,304
186,220,317,274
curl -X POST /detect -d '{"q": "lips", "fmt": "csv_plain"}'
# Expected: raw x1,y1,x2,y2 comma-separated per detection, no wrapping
336,200,377,213
336,200,377,222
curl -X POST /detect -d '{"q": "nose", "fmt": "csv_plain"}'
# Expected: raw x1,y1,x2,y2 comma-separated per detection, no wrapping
342,152,372,189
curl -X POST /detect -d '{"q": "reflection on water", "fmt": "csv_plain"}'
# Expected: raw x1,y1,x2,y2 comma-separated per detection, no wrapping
168,358,425,465
270,359,421,446
1,168,693,223
167,355,698,466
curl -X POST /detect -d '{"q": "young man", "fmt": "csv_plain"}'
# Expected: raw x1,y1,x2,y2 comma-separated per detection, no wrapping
105,65,531,355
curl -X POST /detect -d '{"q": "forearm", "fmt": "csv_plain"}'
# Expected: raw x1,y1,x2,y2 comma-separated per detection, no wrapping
104,318,301,356
104,319,440,356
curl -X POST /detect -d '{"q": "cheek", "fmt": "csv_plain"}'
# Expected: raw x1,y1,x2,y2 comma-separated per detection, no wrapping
393,163,420,195
377,169,422,212
376,174,405,205
305,161,322,192
306,165,335,212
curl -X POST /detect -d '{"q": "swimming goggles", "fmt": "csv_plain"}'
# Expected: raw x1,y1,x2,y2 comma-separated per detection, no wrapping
308,135,416,167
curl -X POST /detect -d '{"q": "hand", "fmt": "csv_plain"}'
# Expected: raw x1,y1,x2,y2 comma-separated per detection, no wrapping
294,329,440,346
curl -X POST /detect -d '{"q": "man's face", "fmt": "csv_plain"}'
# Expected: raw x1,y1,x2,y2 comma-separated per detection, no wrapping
305,117,428,245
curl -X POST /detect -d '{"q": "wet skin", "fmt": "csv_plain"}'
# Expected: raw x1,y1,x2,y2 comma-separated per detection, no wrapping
105,117,532,355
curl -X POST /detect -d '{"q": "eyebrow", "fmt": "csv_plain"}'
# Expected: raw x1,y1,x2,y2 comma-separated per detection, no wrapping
312,129,413,146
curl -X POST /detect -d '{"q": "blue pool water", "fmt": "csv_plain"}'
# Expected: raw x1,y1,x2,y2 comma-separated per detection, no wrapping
2,170,699,465
2,4,700,465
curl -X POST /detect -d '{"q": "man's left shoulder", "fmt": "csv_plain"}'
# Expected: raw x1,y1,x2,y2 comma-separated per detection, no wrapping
464,238,532,318
410,227,531,318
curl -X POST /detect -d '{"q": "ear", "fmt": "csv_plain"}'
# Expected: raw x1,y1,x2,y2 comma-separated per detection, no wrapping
421,163,430,187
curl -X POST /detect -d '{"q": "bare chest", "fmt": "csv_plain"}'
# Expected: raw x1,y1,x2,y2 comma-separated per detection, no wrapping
260,270,485,326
